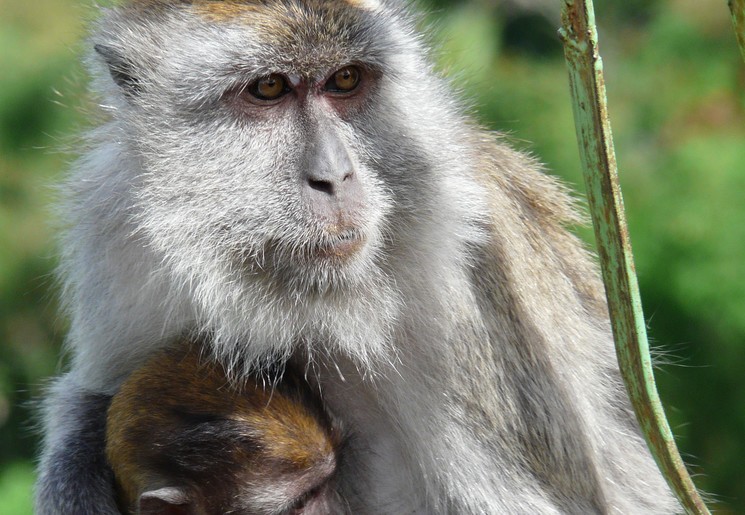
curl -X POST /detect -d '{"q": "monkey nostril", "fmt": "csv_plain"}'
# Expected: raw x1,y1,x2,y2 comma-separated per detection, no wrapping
308,178,335,195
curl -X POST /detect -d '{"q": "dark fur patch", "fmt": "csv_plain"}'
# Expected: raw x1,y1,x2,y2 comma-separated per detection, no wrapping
35,392,119,515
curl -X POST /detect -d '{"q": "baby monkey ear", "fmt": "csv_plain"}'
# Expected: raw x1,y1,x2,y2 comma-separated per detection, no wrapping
138,486,194,515
94,44,142,96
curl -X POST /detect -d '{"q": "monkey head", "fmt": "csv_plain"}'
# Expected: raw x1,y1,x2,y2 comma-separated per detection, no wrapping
78,0,487,375
106,347,345,515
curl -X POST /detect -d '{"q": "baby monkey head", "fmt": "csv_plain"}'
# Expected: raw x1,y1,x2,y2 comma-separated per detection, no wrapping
106,346,345,515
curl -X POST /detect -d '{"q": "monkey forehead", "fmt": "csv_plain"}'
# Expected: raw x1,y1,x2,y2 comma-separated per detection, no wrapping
194,0,384,20
127,0,383,17
114,0,401,80
240,393,338,470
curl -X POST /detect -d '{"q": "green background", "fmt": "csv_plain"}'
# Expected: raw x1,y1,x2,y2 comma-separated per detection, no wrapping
1,0,743,512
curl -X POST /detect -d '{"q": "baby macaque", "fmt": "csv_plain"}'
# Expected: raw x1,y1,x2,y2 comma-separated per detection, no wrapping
106,346,344,515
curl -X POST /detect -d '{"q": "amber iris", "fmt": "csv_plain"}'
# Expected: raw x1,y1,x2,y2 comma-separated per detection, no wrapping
326,66,360,93
248,74,288,101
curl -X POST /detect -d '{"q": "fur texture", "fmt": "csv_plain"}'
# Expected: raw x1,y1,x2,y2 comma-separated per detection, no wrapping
37,1,680,513
107,346,344,514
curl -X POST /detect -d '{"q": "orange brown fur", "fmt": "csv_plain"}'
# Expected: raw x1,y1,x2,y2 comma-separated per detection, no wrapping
106,345,338,513
125,0,374,22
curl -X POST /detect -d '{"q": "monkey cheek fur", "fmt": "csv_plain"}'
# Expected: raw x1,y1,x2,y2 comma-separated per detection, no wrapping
132,202,399,375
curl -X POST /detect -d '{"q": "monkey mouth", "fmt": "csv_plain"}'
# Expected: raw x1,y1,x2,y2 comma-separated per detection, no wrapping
252,229,367,272
314,230,365,259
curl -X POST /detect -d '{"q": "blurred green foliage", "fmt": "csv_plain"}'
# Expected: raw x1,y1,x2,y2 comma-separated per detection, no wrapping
1,0,743,512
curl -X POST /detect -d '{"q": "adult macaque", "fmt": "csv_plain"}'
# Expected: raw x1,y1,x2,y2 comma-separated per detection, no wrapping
106,346,344,515
36,0,679,513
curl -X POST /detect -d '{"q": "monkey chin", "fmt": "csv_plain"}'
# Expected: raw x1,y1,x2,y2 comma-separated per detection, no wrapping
294,232,377,295
244,226,379,298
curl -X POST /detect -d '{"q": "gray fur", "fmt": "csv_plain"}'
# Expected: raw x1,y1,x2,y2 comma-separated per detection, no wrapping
35,377,118,514
37,1,680,513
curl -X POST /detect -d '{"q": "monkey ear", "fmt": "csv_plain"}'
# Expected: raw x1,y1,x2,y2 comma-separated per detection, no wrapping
94,44,142,95
138,486,193,515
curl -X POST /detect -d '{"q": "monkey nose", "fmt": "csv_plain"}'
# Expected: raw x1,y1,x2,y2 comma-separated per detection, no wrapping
302,169,367,226
306,171,355,197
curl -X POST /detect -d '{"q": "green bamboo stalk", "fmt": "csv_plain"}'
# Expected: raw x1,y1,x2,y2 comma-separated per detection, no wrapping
730,0,745,62
558,1,709,513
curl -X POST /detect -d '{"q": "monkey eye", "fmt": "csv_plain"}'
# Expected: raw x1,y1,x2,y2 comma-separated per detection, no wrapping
245,74,290,102
289,485,322,513
324,66,361,93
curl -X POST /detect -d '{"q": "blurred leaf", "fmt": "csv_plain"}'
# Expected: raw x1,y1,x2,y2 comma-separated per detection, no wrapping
0,462,34,515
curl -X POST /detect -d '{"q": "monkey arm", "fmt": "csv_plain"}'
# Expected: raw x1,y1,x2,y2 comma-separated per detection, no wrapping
35,374,120,515
463,135,676,511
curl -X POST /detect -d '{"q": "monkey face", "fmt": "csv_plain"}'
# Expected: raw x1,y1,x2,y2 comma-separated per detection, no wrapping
100,2,398,284
86,0,487,368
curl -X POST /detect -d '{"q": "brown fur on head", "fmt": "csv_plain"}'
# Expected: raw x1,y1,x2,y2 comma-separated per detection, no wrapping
124,0,380,22
106,345,342,514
